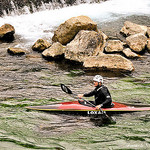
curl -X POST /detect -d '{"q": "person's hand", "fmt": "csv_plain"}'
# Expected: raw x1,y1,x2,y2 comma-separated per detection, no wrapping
96,104,102,110
78,94,83,98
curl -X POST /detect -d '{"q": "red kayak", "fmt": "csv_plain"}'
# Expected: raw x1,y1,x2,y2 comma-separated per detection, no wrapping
26,101,150,112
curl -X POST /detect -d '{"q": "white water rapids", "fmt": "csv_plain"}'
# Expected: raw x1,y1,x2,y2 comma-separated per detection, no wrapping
0,0,150,48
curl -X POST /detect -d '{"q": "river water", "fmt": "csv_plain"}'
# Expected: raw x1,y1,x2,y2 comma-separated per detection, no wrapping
0,0,150,149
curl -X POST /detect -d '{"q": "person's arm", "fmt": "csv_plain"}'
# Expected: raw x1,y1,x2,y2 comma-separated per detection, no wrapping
83,90,95,97
78,89,95,98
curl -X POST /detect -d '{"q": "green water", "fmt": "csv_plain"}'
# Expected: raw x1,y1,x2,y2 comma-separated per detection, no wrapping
0,74,150,150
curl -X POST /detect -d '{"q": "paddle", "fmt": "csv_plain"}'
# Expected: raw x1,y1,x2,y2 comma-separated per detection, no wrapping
60,84,109,116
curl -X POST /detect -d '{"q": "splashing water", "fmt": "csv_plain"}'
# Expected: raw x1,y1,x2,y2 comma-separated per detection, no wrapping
0,0,150,47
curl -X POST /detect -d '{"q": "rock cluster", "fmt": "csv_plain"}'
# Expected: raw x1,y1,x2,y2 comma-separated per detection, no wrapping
2,15,150,73
42,16,150,72
52,15,98,45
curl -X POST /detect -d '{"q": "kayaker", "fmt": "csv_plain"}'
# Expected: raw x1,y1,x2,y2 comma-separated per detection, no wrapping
78,75,113,109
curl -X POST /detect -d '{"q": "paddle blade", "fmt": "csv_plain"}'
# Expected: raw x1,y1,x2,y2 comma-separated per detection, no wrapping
61,84,73,94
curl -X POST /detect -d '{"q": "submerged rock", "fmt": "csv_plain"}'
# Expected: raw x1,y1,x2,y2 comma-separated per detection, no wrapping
0,24,15,41
83,54,134,72
7,48,26,55
126,33,147,53
52,15,98,45
65,30,104,62
42,42,65,59
32,39,51,52
120,21,147,36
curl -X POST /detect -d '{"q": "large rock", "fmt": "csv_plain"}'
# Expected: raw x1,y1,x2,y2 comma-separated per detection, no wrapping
65,30,104,62
120,21,147,36
32,39,51,52
52,15,98,45
83,54,134,72
122,48,140,58
42,42,65,59
0,24,15,41
126,33,147,53
105,40,124,53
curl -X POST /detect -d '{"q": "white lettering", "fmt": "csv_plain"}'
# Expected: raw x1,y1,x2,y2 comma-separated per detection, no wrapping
87,111,103,115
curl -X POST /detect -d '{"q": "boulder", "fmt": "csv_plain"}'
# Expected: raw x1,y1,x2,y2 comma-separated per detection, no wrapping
83,54,134,72
120,21,147,36
65,30,104,62
147,39,150,53
32,39,51,52
105,40,124,53
52,15,98,45
42,42,65,59
122,48,140,58
0,24,15,41
7,48,26,55
126,33,147,53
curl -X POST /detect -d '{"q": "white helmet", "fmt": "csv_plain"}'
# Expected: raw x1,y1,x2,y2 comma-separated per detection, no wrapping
93,75,103,83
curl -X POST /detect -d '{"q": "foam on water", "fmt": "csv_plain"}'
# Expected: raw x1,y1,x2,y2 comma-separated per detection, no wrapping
0,0,150,47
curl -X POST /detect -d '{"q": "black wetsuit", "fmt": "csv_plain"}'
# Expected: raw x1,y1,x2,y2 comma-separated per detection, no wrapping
83,85,112,108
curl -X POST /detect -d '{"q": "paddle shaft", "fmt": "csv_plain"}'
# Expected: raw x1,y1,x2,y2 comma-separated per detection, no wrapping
62,86,105,113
